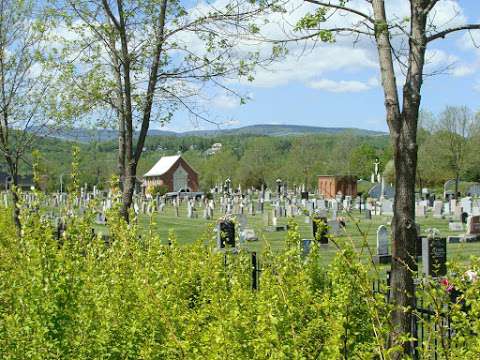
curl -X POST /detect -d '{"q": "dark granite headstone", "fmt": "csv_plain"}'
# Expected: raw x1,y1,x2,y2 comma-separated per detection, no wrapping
217,220,235,248
422,237,447,277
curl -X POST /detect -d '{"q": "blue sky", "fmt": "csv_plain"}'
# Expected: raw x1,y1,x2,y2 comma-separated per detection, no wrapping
161,0,480,133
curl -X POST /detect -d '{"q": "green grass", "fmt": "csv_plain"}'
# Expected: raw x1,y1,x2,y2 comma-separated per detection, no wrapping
122,202,480,266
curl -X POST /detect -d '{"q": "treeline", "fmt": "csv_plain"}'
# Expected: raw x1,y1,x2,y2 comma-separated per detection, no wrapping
1,132,390,192
3,106,480,193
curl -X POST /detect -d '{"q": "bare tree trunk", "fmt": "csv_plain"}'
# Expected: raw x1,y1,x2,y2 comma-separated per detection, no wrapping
114,0,167,222
372,0,426,356
389,112,418,357
5,156,21,232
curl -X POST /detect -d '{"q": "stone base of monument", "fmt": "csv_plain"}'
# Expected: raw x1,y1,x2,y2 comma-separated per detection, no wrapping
265,225,290,232
373,254,392,264
448,235,463,244
463,234,480,243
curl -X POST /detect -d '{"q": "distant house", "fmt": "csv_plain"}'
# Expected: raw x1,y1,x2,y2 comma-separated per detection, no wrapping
317,175,357,199
143,155,199,192
204,143,223,156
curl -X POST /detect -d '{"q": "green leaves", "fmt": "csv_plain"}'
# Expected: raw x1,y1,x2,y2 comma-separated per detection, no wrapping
296,7,329,30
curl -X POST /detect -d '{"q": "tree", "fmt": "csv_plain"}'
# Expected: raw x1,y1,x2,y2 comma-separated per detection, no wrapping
349,143,377,180
0,0,67,230
55,0,284,221
417,107,478,189
436,106,477,198
296,0,480,356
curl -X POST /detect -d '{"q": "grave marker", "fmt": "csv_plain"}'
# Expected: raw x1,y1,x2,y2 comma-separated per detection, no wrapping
374,225,391,264
217,219,235,248
422,236,447,277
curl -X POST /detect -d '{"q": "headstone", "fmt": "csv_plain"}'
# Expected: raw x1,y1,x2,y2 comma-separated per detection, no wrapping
466,215,480,235
272,216,277,227
95,212,107,225
236,214,248,230
328,220,341,236
447,235,463,244
454,205,463,221
448,222,464,232
415,205,426,217
240,228,258,242
381,199,393,215
433,201,443,218
301,239,313,256
374,225,391,264
217,220,235,248
461,197,472,215
422,237,447,277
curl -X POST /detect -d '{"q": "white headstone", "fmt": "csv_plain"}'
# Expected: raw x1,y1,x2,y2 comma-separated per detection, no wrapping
376,225,389,255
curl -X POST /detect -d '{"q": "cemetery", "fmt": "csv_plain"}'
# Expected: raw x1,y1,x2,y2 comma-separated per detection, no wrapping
3,175,480,358
1,0,480,359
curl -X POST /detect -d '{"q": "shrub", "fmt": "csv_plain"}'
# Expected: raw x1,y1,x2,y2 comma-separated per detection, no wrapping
147,184,169,196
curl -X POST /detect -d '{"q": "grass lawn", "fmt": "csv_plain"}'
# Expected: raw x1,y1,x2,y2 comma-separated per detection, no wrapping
124,202,480,267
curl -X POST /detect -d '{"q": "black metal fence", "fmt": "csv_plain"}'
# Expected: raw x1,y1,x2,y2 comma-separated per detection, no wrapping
373,274,456,360
244,253,458,359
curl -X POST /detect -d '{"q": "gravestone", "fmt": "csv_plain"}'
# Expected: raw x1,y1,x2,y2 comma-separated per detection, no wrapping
95,212,107,225
422,237,447,277
217,220,235,248
466,215,480,239
328,220,341,236
374,225,391,264
301,239,313,256
448,235,463,244
461,197,472,215
240,228,258,242
236,214,248,230
448,222,464,232
433,201,443,218
203,208,211,220
415,204,426,217
454,205,463,221
381,199,393,215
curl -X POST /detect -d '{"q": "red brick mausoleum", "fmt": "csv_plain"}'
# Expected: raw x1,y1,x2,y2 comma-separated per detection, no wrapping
317,175,357,199
143,155,199,192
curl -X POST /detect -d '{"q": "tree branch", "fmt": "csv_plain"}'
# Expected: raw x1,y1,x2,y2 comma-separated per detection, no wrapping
303,0,374,23
427,24,480,43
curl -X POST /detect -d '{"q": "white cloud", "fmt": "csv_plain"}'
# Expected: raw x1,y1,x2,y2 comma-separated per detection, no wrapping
308,78,374,93
473,79,480,92
211,94,240,109
221,119,240,126
228,0,470,88
452,64,476,77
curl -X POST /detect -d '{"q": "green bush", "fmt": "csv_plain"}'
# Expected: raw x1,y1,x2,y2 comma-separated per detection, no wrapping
0,202,479,359
147,184,169,196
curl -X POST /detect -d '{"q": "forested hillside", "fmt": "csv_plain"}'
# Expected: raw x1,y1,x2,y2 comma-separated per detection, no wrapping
1,123,477,193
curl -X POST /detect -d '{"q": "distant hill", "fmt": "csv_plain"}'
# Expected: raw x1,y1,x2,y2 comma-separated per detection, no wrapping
178,124,385,137
36,124,386,143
